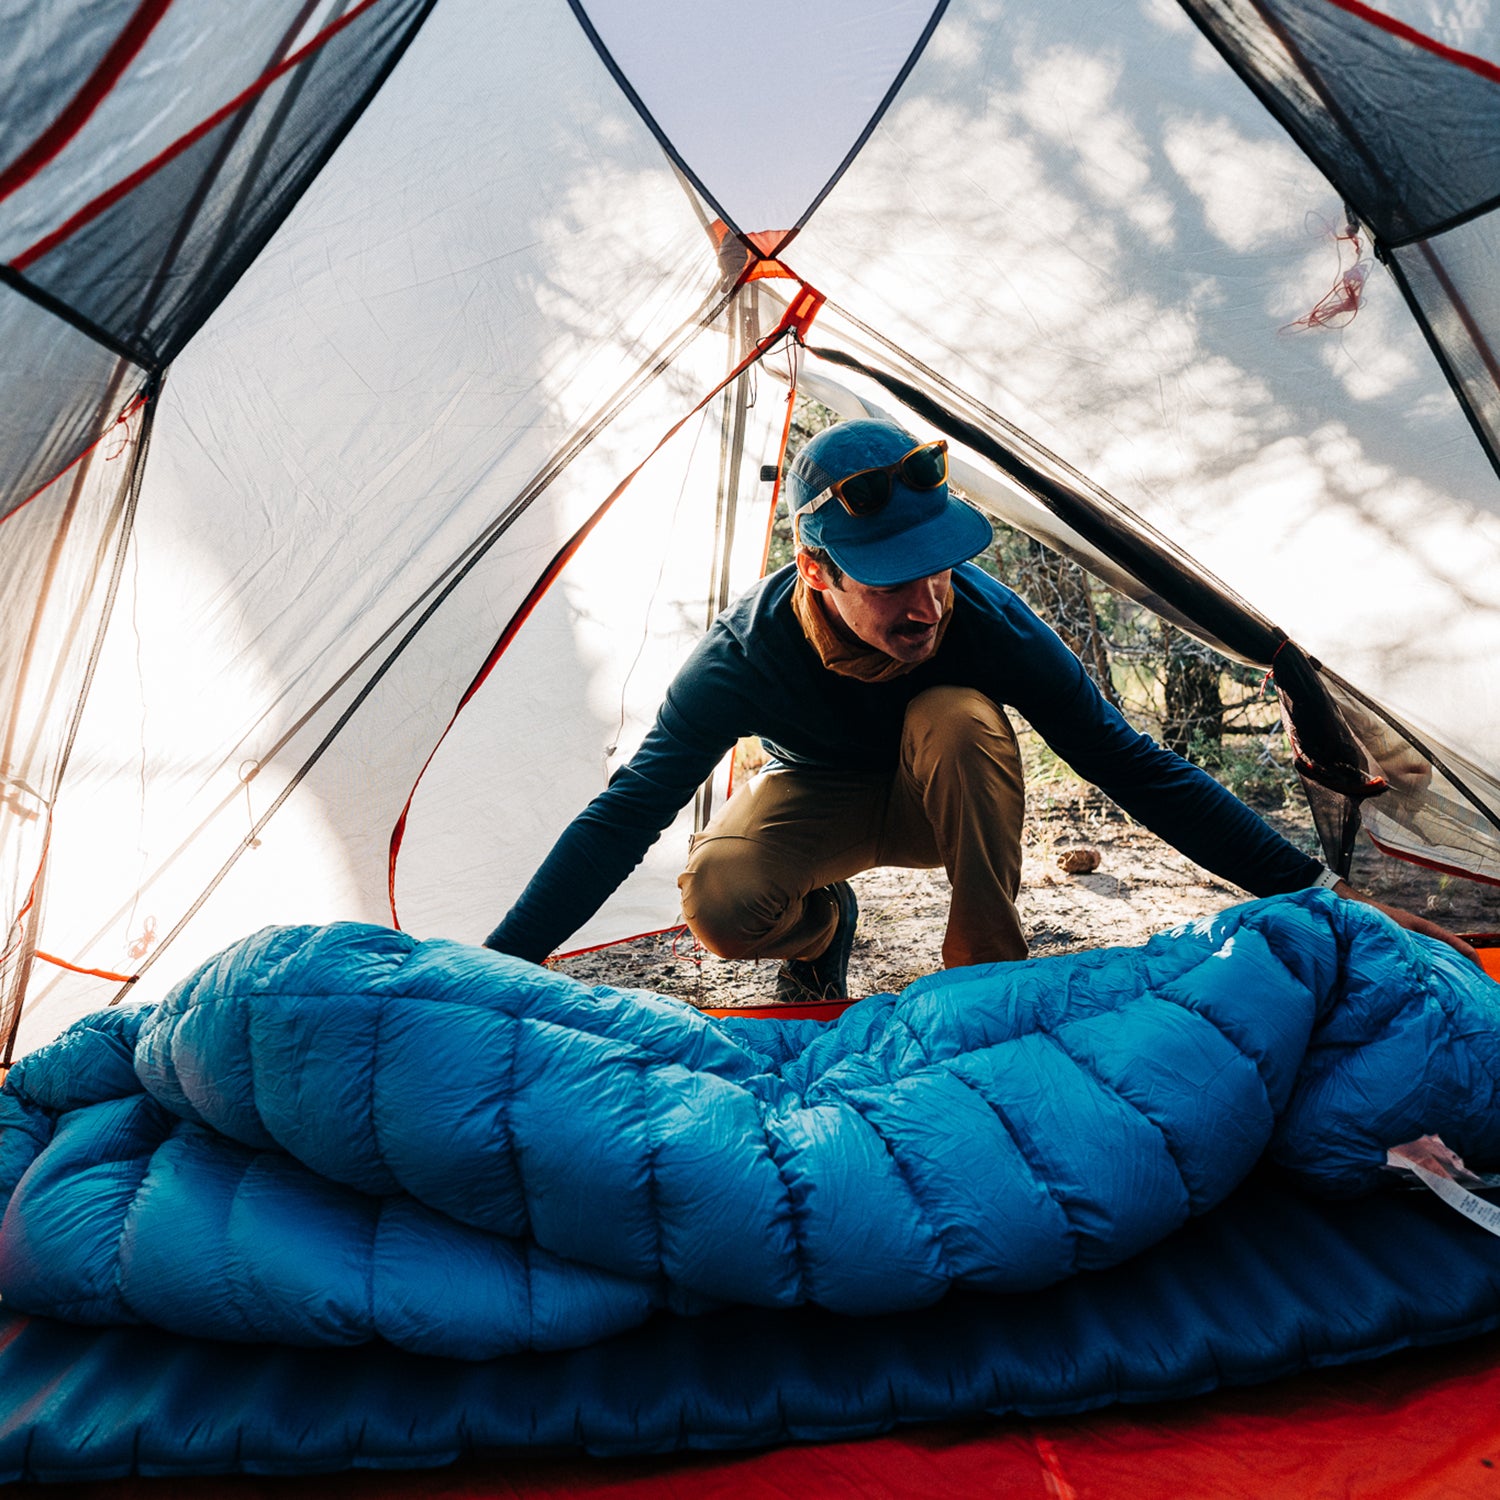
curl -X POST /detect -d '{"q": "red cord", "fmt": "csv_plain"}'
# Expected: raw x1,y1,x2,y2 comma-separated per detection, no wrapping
1285,215,1368,332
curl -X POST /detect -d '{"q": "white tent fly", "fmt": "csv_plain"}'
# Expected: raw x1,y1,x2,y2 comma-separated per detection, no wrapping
4,0,1500,1062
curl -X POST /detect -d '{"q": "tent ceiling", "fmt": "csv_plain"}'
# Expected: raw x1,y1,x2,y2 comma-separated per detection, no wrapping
573,0,946,240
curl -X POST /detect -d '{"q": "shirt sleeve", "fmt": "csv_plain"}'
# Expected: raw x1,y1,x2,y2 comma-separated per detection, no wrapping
1001,607,1322,898
482,636,745,963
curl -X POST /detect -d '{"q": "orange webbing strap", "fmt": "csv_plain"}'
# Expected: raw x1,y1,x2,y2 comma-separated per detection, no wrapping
8,821,136,984
387,283,826,928
32,951,137,984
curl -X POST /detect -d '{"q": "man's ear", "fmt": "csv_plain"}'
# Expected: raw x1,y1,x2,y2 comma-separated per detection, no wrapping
796,550,832,592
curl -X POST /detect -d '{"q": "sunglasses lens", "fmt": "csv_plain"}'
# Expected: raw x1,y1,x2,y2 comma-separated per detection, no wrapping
823,441,946,518
837,469,893,515
899,442,947,490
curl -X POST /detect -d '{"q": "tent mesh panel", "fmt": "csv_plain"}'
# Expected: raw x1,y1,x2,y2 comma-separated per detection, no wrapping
1180,0,1500,472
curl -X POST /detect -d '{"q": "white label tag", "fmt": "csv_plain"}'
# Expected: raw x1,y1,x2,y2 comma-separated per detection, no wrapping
1400,1160,1500,1238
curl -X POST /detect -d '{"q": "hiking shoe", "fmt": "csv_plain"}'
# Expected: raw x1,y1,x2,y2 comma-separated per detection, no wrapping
774,881,858,1003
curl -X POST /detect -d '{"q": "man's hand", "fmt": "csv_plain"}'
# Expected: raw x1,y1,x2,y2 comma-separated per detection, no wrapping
1331,878,1482,967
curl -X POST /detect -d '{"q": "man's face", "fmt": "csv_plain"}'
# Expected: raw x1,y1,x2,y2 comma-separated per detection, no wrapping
801,554,952,663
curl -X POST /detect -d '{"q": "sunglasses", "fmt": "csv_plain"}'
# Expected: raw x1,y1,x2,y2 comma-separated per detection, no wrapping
793,439,949,519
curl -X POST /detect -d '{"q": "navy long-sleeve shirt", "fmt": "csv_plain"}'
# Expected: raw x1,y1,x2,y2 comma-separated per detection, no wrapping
485,563,1320,961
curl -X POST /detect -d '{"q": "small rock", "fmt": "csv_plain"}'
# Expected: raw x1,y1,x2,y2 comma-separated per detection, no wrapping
1058,847,1102,875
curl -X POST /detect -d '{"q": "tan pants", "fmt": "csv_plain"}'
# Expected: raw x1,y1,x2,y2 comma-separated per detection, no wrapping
678,686,1027,970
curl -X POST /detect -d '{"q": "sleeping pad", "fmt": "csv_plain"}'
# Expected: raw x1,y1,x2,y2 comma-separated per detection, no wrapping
1,887,1497,1361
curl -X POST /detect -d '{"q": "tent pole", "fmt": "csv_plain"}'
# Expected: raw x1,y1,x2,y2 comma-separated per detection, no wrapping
695,283,759,835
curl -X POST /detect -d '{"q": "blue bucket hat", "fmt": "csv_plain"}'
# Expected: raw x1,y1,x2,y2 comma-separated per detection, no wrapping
786,419,993,586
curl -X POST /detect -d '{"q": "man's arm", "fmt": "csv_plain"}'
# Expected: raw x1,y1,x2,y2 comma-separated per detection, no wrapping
483,638,747,963
1005,606,1482,964
1008,628,1320,896
482,749,709,962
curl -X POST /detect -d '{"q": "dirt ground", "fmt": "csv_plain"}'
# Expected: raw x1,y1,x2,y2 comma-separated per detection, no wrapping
552,775,1500,1008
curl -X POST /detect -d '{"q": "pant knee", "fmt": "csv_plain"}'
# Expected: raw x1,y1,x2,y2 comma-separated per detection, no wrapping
678,842,797,959
903,686,1020,772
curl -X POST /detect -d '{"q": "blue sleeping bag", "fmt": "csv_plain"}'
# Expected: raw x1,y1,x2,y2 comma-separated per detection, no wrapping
1,888,1496,1361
